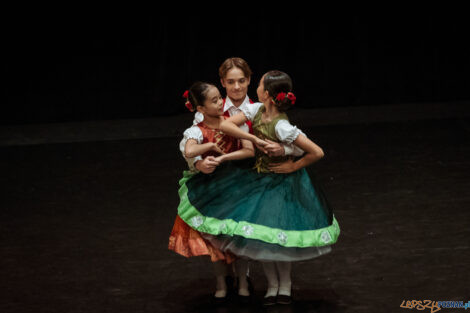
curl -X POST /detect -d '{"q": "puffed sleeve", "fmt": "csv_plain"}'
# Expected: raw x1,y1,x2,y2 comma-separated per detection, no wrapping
179,126,203,172
240,102,263,122
275,120,302,144
282,129,306,157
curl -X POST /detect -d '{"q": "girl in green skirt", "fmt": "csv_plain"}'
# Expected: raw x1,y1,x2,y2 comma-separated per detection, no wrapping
177,71,340,305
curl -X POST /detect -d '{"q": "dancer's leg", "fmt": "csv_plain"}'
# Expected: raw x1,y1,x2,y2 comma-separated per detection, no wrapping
235,259,250,296
213,261,228,298
262,261,279,298
275,261,292,297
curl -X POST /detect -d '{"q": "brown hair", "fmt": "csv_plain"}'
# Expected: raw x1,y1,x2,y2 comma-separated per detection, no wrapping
263,70,294,112
218,57,252,79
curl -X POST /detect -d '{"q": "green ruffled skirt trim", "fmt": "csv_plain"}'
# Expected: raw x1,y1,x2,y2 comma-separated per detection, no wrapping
177,171,340,248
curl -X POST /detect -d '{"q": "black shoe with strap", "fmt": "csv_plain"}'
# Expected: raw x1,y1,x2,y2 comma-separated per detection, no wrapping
263,296,277,306
277,294,292,305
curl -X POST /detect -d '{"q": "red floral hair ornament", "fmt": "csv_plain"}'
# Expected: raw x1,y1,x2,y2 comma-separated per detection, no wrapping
287,92,296,105
182,90,193,112
276,92,286,102
275,92,296,105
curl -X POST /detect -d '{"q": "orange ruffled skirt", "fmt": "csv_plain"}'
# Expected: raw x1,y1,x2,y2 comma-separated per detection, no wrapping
168,215,235,264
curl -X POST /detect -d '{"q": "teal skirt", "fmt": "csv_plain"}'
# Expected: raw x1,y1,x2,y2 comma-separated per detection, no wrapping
177,160,340,261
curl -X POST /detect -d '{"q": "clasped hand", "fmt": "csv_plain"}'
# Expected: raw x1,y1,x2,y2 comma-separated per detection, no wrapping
195,156,220,174
254,137,297,173
268,159,297,173
254,138,285,157
196,138,296,174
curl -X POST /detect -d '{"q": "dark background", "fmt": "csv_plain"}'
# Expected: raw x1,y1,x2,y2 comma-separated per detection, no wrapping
4,13,470,126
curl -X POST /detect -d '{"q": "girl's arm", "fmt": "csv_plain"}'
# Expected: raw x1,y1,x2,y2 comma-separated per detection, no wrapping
220,113,268,147
268,134,324,173
214,139,255,163
195,156,220,174
185,139,225,158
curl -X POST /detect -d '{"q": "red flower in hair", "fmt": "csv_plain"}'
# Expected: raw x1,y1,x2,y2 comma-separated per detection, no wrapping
287,92,296,105
182,90,189,99
276,92,286,102
185,101,193,112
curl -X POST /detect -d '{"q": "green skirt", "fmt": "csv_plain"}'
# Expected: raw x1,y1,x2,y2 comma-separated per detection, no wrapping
177,160,340,261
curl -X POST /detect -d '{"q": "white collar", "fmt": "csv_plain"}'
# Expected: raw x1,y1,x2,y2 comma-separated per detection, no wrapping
224,95,251,112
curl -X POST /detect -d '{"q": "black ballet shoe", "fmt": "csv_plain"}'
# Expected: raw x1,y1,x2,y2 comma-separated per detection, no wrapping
263,296,277,306
211,293,228,305
237,293,251,304
276,294,292,305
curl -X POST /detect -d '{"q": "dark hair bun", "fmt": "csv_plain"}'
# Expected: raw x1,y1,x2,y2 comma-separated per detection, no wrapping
185,81,213,111
263,70,294,112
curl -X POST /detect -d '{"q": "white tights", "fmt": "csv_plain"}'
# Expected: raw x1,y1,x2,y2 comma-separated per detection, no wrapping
262,261,292,297
213,261,229,298
234,259,250,296
212,259,251,297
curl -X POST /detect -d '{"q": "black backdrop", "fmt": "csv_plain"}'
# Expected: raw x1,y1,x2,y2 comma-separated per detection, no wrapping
4,13,470,125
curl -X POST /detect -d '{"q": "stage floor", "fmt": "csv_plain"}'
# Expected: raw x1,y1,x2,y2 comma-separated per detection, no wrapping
1,118,469,312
